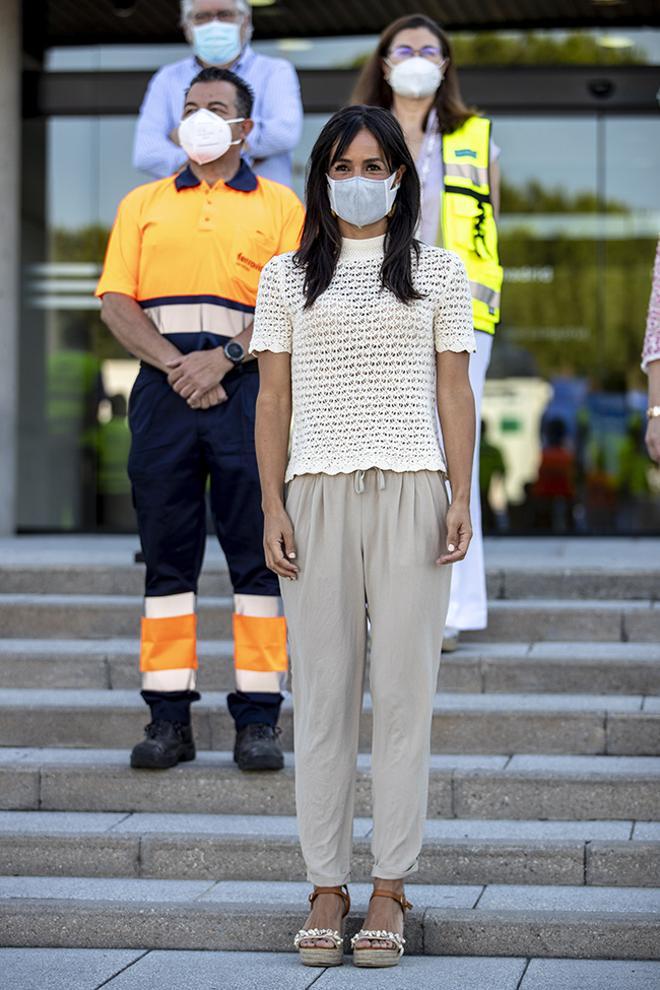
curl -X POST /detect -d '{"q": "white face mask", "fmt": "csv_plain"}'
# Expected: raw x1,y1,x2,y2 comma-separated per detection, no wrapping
179,108,244,165
388,57,443,99
327,172,399,229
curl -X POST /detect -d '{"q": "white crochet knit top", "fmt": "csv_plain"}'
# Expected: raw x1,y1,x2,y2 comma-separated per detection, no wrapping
251,234,475,481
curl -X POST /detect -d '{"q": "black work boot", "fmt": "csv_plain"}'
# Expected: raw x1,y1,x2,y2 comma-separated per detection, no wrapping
130,719,196,769
234,724,284,771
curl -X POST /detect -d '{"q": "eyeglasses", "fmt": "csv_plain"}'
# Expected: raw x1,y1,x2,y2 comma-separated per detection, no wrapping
388,44,445,63
191,9,242,25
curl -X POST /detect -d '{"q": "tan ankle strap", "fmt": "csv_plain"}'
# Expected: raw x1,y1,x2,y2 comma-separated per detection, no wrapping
309,884,351,917
370,889,413,913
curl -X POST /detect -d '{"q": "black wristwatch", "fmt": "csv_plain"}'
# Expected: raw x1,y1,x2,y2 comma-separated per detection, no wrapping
223,340,245,365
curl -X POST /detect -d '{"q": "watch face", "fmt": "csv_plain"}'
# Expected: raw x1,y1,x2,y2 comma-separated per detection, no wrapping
226,342,244,362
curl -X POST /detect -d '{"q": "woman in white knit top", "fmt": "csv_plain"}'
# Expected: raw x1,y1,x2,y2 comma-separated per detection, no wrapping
251,105,476,969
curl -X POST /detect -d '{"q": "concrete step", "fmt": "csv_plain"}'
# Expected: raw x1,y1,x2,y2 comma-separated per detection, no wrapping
460,600,659,643
0,564,230,598
445,642,660,695
0,594,660,643
0,688,657,755
2,559,658,602
3,749,659,820
1,638,659,695
498,568,660,602
0,810,656,888
4,949,660,990
0,639,234,690
0,877,658,958
0,595,658,642
0,595,233,639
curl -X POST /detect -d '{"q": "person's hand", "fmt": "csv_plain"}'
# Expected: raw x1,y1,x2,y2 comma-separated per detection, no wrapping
166,351,232,404
188,384,228,410
646,416,660,464
263,506,299,580
436,499,472,565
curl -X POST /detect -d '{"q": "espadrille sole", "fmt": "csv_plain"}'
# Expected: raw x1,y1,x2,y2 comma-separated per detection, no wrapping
353,948,401,967
299,947,343,966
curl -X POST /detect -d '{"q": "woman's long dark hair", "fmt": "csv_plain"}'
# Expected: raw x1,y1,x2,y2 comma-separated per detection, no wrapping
295,105,423,308
351,14,477,135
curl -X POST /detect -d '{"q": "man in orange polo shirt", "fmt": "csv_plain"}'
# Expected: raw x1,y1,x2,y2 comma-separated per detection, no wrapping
96,66,304,770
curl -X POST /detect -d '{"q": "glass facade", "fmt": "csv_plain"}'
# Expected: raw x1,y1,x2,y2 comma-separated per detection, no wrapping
484,114,659,534
18,39,660,534
19,115,141,530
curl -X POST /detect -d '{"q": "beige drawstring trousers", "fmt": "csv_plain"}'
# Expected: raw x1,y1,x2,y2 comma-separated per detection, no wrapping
280,468,452,886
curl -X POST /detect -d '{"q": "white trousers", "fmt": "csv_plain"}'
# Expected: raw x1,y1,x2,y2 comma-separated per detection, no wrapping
443,330,493,632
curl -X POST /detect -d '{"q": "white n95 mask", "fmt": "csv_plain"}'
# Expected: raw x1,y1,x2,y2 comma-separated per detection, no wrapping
388,57,444,99
179,108,244,165
327,173,399,228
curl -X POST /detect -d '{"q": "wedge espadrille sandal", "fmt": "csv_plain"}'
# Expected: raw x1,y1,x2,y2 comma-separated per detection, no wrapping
350,888,413,968
293,884,351,967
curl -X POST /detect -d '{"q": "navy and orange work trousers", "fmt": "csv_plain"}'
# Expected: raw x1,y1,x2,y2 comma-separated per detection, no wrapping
127,350,286,730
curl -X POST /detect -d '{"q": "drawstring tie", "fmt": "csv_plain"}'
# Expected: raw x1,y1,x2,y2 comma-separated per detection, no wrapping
354,468,386,494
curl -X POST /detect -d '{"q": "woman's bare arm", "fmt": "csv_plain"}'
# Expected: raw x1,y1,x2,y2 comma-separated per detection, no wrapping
646,359,660,463
436,349,476,565
255,351,299,580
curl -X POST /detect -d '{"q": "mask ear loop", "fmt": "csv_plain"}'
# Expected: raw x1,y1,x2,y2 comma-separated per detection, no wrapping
326,174,339,219
228,118,246,150
386,170,400,218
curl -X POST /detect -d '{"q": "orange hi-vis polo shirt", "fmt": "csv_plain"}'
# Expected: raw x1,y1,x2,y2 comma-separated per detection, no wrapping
95,160,305,339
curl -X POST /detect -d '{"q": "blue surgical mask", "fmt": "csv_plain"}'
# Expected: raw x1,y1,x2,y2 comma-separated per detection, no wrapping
192,21,242,66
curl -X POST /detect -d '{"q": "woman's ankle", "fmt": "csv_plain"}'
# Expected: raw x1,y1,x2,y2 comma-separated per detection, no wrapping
372,877,404,892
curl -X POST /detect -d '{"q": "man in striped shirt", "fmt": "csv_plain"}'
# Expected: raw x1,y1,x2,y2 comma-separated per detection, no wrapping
99,68,305,771
133,0,303,187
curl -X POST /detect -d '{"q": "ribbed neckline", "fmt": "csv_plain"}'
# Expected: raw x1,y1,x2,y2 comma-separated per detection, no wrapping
339,234,386,261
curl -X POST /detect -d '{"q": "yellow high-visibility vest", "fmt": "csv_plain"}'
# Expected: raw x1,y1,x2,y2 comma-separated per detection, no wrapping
440,116,503,334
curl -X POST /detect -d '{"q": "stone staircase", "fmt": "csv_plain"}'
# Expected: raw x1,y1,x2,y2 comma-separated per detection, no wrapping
0,537,659,964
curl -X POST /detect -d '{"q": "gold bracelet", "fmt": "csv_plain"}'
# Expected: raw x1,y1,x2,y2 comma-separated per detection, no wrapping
647,406,660,419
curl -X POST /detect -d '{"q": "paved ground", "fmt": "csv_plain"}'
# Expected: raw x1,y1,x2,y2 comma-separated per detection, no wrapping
1,534,658,569
3,949,660,989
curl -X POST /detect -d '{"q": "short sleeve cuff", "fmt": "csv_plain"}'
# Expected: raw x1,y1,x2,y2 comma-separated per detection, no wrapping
436,337,477,355
94,280,137,300
641,350,660,374
250,339,291,356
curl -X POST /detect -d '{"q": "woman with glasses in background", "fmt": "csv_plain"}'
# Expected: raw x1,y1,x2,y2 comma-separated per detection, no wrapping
353,14,503,651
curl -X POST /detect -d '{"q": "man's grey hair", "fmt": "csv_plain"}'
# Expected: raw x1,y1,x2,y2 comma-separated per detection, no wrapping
180,0,252,26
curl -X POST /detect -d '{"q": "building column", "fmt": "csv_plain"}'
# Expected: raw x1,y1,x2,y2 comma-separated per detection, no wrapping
0,0,20,534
